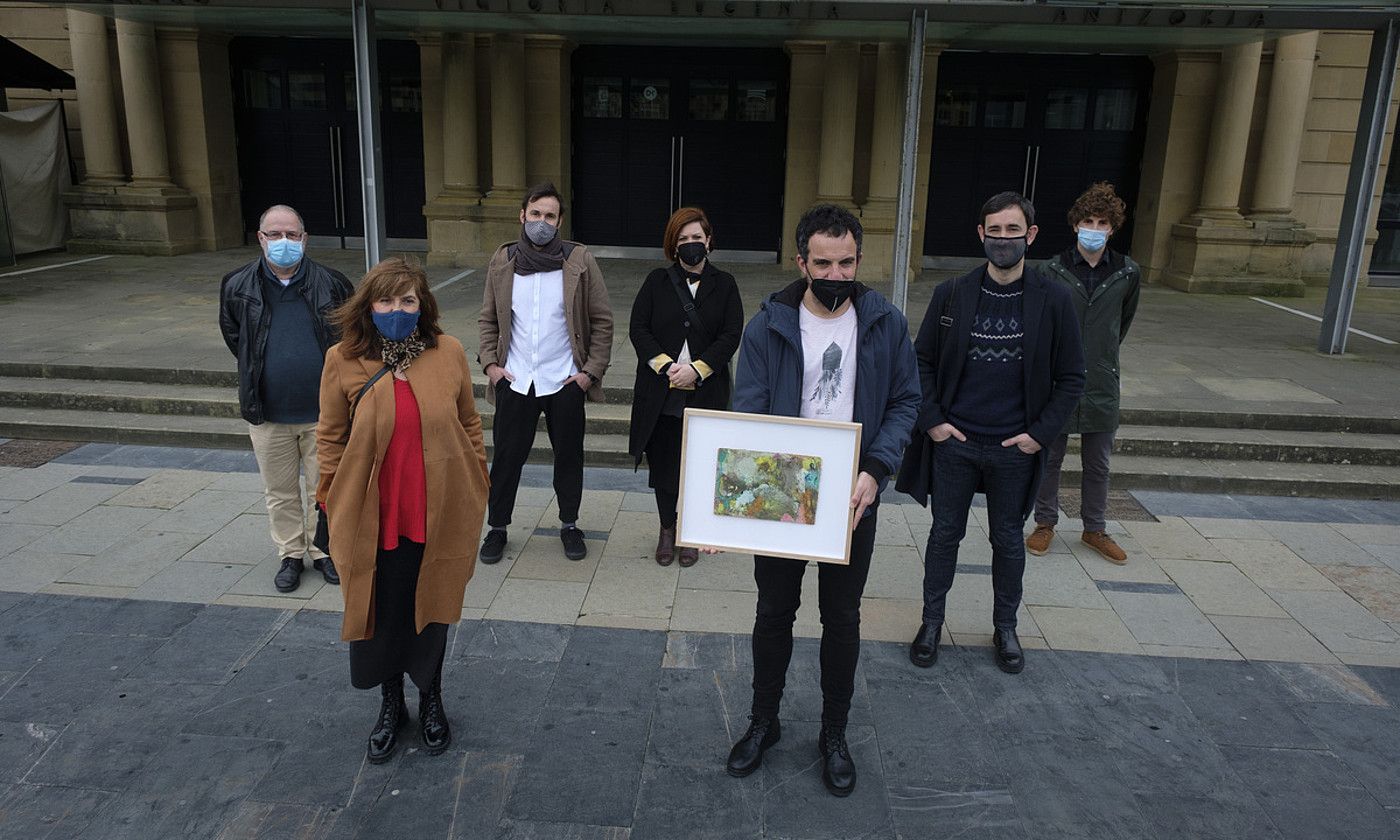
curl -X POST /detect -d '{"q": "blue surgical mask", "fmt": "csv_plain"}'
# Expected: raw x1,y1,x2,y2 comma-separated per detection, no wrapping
1077,227,1109,253
372,309,419,342
266,238,304,268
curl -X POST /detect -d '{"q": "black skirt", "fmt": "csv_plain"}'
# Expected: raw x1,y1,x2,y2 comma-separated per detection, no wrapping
348,539,449,691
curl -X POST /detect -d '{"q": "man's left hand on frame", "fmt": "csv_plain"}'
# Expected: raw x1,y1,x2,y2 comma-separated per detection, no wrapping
1001,433,1041,455
849,471,879,525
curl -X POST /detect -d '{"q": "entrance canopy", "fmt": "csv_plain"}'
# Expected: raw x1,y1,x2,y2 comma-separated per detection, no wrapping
60,1,1397,49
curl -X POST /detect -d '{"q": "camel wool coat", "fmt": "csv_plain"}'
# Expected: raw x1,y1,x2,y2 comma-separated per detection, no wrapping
316,334,489,642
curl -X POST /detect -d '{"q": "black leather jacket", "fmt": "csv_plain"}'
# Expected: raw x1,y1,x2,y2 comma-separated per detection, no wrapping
218,257,354,424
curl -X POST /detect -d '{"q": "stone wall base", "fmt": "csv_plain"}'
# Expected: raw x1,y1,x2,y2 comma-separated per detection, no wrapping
64,186,201,256
1160,216,1315,297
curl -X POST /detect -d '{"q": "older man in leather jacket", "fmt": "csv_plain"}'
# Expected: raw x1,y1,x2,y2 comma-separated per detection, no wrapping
219,204,353,593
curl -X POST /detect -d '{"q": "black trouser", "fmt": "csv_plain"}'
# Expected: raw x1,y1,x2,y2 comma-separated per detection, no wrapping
750,506,878,728
488,381,586,527
645,413,683,528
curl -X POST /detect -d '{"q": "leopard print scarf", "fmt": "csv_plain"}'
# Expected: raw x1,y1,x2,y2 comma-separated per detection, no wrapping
380,332,426,373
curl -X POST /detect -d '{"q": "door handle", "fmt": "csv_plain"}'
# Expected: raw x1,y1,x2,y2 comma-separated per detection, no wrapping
669,136,676,213
328,126,340,228
332,125,346,229
1029,145,1041,203
677,136,685,208
1022,146,1032,197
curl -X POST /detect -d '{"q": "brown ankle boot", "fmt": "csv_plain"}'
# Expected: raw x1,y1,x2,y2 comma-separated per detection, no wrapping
655,526,676,566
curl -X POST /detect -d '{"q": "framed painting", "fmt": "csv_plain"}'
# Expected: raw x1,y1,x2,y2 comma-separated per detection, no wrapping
675,408,863,565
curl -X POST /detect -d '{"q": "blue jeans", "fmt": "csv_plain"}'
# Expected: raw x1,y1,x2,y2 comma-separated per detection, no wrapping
921,438,1036,630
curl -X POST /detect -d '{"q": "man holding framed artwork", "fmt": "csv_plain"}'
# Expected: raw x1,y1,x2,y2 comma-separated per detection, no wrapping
897,191,1085,676
723,205,920,797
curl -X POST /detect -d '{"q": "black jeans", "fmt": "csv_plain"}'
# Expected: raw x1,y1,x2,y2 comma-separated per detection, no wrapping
921,438,1036,630
750,506,877,727
488,381,586,527
644,413,683,528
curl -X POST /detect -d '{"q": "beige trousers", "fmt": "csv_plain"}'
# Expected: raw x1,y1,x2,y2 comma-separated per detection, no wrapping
248,421,326,561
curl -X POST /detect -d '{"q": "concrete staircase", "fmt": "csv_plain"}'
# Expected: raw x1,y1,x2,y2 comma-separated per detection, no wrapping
1,363,1398,499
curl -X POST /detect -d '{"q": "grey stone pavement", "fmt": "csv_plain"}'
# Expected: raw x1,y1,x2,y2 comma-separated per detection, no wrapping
3,248,1400,837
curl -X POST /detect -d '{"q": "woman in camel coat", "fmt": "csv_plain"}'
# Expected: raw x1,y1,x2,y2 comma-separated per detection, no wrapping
317,256,489,764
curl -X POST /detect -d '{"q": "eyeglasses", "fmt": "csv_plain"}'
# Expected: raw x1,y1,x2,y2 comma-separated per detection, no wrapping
260,230,305,241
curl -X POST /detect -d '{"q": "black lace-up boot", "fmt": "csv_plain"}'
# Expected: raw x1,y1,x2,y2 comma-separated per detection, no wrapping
725,715,781,777
818,723,856,797
367,675,407,764
419,668,452,755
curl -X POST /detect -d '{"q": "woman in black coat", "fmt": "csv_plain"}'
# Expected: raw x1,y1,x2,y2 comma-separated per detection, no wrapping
629,207,744,567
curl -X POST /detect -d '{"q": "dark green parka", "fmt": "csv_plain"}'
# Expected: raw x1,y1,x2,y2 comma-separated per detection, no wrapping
1043,246,1140,434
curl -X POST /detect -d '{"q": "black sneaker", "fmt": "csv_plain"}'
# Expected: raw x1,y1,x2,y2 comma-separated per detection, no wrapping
274,557,304,593
560,526,587,561
480,529,507,565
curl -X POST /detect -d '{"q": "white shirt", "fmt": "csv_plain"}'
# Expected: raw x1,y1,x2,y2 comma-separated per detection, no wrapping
507,268,577,397
676,277,701,367
799,302,858,422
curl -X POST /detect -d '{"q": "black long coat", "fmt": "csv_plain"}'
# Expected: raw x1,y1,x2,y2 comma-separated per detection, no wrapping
627,262,744,463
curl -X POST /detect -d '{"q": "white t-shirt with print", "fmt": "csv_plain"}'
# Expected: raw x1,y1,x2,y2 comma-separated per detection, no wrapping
799,302,858,422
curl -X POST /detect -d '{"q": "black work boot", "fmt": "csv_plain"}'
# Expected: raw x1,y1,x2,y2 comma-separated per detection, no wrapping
818,723,856,797
725,715,781,778
419,670,452,755
994,628,1025,674
367,675,407,764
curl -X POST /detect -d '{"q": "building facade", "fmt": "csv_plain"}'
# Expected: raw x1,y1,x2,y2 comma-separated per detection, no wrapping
2,1,1398,293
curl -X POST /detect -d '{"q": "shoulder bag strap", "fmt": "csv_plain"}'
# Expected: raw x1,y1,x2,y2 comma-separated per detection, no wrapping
341,364,393,443
666,265,709,338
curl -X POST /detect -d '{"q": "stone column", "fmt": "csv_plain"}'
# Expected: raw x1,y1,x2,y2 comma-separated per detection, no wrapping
441,33,480,200
816,42,859,206
523,35,570,197
780,41,827,253
487,34,527,202
1194,41,1263,219
114,18,175,189
858,41,907,275
65,10,125,185
1251,32,1320,219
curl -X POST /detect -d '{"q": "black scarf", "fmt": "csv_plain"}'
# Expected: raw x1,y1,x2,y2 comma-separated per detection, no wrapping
512,227,566,276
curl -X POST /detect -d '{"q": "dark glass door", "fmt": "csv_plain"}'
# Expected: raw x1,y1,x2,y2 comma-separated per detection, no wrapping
923,53,1152,260
572,47,788,253
1370,114,1400,277
230,38,425,243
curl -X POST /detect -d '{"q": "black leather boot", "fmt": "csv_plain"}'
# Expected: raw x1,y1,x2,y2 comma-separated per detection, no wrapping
419,670,452,755
725,716,781,778
994,628,1025,674
909,622,941,668
367,675,406,764
818,724,857,797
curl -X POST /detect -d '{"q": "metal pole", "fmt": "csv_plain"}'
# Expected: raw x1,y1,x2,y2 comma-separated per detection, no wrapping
891,9,927,316
1319,18,1399,354
351,0,387,270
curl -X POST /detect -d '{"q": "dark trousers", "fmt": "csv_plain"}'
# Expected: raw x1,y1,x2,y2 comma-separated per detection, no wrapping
488,381,586,527
1034,431,1115,533
349,540,448,691
921,438,1036,630
750,506,877,728
645,414,683,528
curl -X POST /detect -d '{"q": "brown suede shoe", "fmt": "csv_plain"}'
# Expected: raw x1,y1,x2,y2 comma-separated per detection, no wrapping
1026,524,1055,556
655,527,677,567
1082,531,1128,565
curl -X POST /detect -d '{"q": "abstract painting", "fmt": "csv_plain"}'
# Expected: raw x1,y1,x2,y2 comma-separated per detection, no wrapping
713,448,822,525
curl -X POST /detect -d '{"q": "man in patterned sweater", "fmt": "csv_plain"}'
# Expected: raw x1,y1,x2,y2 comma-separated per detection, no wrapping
897,192,1085,674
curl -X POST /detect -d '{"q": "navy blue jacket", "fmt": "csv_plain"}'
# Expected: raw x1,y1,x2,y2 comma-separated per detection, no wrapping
733,280,921,513
896,265,1086,518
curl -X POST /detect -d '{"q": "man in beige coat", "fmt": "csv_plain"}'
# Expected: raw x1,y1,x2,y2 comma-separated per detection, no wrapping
478,182,613,564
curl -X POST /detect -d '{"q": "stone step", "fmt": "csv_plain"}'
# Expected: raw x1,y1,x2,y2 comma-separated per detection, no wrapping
0,406,638,467
1100,425,1400,466
0,377,637,434
1079,454,1400,500
2,406,1399,499
2,362,1398,433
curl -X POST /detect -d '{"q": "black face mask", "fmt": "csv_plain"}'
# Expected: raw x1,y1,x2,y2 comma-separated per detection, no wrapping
808,275,856,312
983,235,1028,270
676,241,708,267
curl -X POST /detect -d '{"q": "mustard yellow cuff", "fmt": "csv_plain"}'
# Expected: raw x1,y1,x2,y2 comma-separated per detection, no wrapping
648,354,674,374
691,360,714,381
